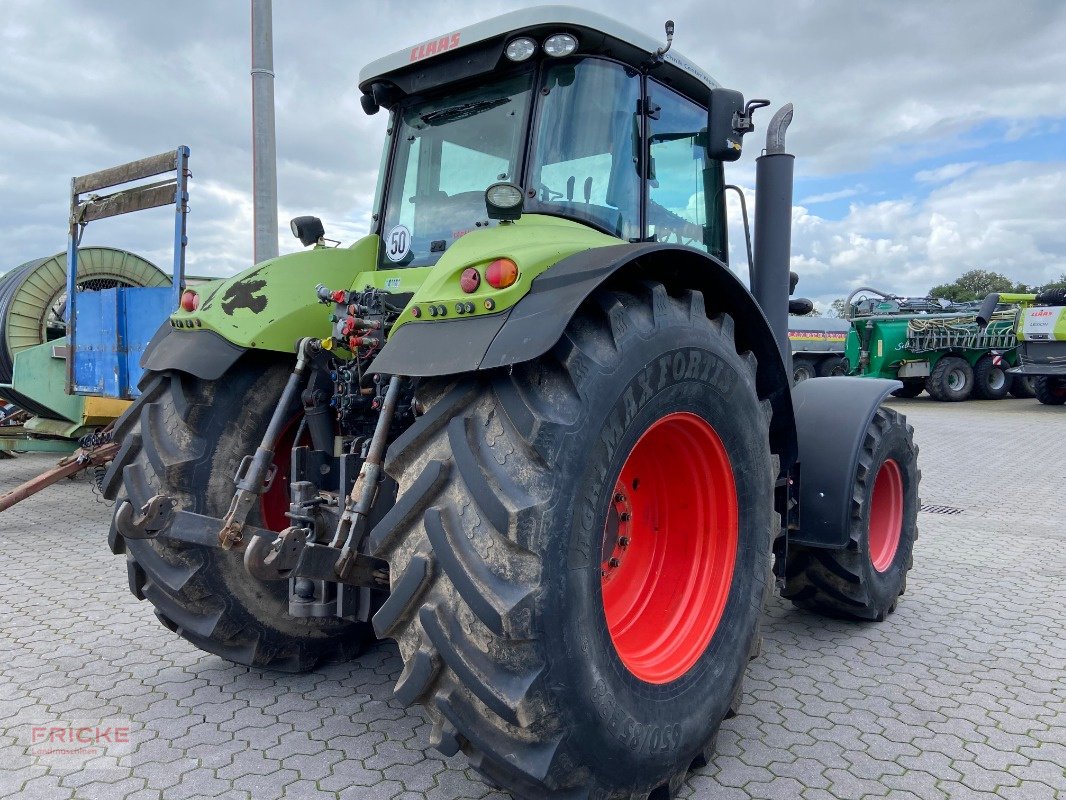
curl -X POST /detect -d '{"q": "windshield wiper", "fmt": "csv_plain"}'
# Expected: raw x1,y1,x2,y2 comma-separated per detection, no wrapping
420,97,510,125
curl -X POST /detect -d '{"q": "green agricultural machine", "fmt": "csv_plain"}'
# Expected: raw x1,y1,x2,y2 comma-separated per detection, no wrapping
979,289,1066,405
843,287,1026,401
102,9,921,798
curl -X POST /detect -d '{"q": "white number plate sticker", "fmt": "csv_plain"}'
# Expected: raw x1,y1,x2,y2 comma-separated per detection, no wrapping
385,224,411,262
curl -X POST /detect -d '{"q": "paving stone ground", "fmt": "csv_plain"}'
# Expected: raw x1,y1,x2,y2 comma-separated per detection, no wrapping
0,396,1063,800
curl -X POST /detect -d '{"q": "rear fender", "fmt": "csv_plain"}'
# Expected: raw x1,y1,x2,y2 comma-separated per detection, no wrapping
371,242,797,468
790,376,900,548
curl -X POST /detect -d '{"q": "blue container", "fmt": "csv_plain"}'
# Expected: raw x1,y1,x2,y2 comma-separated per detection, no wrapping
72,286,173,398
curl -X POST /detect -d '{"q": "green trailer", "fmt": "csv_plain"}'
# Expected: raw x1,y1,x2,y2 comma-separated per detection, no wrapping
843,288,1022,401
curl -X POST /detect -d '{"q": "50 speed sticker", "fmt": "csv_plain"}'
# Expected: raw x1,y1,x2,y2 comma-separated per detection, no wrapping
385,224,411,262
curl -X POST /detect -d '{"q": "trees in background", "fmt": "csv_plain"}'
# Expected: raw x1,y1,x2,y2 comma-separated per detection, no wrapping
928,269,1066,302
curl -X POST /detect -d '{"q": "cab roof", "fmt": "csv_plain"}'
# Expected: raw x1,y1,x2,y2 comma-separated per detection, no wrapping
358,5,720,106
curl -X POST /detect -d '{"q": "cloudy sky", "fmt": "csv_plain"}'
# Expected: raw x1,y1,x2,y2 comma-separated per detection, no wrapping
2,0,1064,310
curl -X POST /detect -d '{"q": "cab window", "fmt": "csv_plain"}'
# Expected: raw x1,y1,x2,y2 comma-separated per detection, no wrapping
527,59,641,241
646,82,727,262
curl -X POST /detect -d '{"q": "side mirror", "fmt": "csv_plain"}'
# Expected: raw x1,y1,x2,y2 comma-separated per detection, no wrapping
707,90,771,162
707,88,746,161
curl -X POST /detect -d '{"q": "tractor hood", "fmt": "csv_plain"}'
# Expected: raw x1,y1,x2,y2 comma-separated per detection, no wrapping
168,235,391,352
165,215,615,358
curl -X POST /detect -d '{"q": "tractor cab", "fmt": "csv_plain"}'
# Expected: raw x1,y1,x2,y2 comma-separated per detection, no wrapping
358,8,736,269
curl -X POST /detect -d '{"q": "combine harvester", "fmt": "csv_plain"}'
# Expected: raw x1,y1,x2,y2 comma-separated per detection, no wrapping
843,287,1029,401
0,148,190,508
979,288,1066,405
96,8,923,799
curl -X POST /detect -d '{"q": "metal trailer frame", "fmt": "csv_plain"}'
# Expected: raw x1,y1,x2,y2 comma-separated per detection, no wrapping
65,147,190,397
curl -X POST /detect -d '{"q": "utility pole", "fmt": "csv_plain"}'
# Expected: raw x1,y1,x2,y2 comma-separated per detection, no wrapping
251,0,279,263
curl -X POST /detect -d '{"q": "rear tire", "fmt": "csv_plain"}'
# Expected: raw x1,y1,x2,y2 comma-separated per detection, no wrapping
1008,374,1036,399
817,356,848,377
370,283,776,798
783,407,919,621
926,356,973,401
1033,376,1066,405
102,357,370,671
793,356,818,383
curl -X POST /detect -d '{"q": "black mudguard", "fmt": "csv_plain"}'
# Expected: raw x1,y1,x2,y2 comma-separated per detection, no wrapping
139,324,248,381
790,376,900,548
371,242,797,466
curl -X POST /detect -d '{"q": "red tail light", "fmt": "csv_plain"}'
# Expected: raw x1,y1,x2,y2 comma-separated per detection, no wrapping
180,290,199,312
485,258,519,289
460,267,481,293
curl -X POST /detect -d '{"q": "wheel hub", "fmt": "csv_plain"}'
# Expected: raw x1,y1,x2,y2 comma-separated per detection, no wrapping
600,412,738,685
600,485,633,581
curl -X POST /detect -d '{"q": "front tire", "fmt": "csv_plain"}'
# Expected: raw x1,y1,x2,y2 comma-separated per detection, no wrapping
370,283,776,798
1008,374,1036,399
103,357,370,671
817,356,848,377
783,407,919,621
891,380,925,398
1034,376,1066,405
972,356,1009,400
793,355,818,383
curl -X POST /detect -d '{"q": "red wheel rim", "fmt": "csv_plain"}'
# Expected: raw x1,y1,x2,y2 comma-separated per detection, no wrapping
600,412,738,685
259,415,307,532
868,459,903,572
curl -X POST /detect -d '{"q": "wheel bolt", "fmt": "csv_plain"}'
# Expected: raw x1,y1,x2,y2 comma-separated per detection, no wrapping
608,557,621,568
619,512,631,522
614,492,625,503
618,536,630,547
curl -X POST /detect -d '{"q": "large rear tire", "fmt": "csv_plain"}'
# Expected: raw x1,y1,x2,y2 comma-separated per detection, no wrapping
1033,376,1066,406
102,357,370,671
926,355,973,401
370,283,776,798
783,407,919,621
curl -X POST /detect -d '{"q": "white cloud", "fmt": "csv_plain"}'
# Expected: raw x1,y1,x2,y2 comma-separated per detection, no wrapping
915,162,979,184
782,161,1066,306
798,187,864,205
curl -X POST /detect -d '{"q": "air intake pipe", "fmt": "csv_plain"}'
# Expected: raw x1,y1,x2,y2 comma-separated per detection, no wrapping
751,104,795,371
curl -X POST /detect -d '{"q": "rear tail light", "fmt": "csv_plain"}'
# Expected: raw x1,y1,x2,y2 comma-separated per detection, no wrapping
485,258,519,289
180,290,199,312
460,267,481,293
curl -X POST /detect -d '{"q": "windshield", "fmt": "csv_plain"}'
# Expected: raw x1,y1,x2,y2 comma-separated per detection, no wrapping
378,72,533,267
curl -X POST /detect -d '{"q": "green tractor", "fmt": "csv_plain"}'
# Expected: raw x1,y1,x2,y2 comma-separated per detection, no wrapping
103,8,921,798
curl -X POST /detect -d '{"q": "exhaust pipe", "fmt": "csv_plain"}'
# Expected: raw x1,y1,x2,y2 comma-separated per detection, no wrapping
751,104,795,371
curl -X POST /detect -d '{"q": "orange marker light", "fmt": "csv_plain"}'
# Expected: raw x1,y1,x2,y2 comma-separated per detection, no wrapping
180,290,199,312
485,258,518,289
